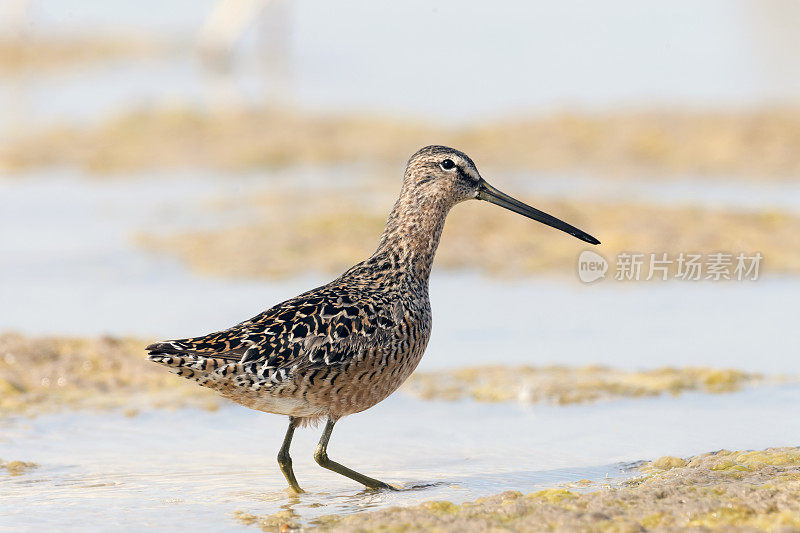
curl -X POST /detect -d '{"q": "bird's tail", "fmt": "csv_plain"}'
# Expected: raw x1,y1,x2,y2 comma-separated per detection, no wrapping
152,352,269,392
147,351,220,377
146,337,249,387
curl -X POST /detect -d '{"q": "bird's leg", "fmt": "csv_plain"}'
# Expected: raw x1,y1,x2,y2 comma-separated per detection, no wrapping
277,416,304,493
313,418,395,490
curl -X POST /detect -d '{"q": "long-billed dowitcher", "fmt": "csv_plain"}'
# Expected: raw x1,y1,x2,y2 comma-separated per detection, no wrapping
147,145,599,492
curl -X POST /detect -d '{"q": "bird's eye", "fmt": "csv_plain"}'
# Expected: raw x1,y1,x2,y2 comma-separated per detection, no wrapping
440,159,456,171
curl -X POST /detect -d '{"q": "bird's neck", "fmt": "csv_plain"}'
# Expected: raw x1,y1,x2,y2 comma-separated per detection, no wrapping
373,186,450,283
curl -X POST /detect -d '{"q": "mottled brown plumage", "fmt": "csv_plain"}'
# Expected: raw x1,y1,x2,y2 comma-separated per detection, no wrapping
147,145,599,492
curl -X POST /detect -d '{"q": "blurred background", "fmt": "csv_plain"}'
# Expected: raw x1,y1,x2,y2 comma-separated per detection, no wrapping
2,0,799,367
2,1,800,530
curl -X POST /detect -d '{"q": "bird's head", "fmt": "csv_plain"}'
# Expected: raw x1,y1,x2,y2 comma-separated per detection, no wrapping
404,145,600,245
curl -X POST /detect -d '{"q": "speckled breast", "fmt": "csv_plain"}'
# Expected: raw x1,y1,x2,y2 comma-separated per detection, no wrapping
293,304,431,420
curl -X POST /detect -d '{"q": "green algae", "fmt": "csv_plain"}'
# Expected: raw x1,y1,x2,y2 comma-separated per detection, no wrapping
420,501,461,515
527,488,578,506
0,459,38,476
648,456,687,470
233,509,301,532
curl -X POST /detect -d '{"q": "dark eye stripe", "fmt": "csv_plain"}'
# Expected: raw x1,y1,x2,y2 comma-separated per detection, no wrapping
456,166,477,181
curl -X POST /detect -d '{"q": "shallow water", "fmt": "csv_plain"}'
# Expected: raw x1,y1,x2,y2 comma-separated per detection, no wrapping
2,385,800,531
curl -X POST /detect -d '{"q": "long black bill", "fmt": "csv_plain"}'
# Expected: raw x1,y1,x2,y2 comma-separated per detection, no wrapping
477,180,600,245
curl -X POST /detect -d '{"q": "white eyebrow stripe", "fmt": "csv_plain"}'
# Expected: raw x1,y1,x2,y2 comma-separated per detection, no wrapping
462,166,480,181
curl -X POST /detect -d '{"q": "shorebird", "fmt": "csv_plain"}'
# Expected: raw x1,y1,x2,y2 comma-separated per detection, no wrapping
147,145,599,493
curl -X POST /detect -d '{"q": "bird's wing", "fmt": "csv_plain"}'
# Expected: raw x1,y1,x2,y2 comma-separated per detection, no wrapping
146,284,402,373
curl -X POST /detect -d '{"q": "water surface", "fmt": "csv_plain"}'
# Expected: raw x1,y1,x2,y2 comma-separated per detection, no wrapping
2,385,800,531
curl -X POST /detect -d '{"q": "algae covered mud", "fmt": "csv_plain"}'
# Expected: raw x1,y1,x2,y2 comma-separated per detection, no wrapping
0,334,220,418
273,448,800,532
405,365,769,405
